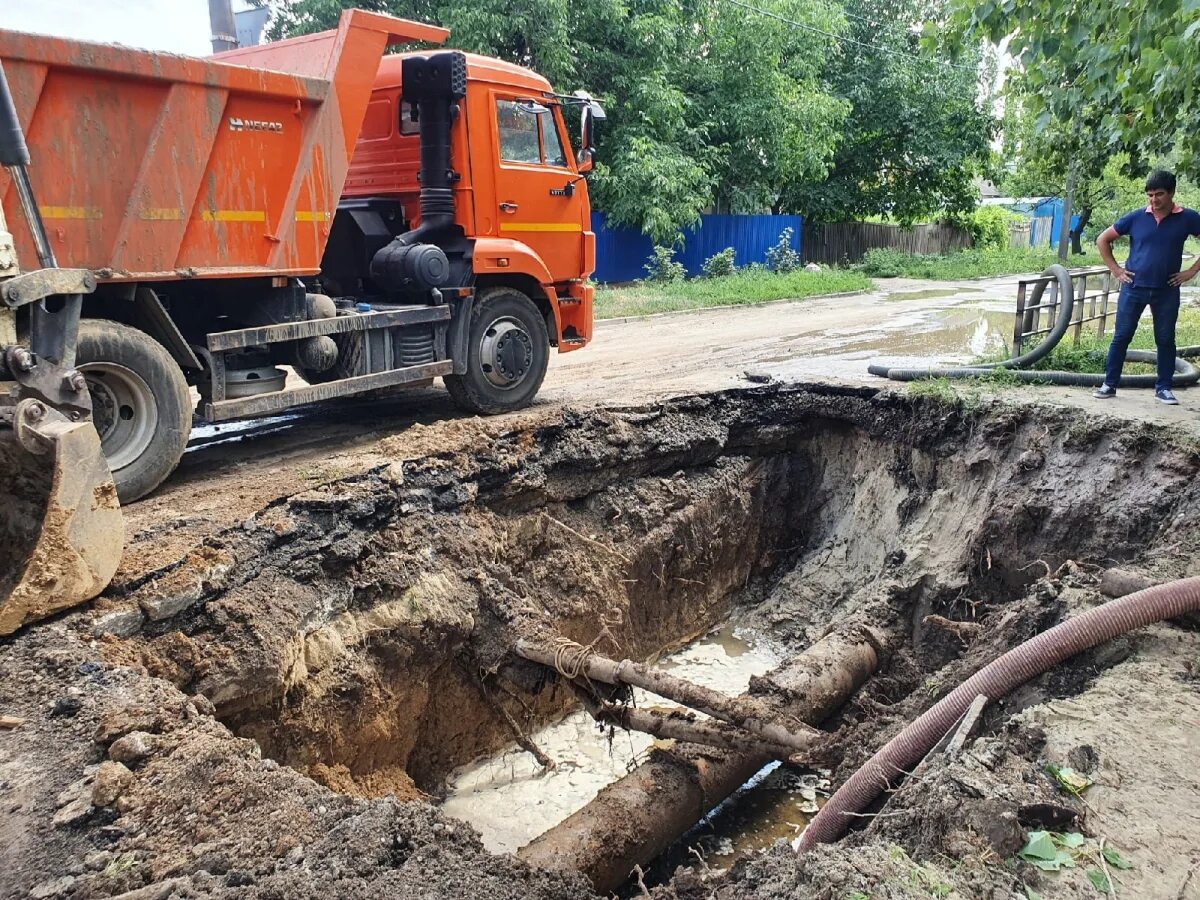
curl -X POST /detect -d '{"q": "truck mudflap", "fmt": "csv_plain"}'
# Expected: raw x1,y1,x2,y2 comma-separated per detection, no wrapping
557,281,593,350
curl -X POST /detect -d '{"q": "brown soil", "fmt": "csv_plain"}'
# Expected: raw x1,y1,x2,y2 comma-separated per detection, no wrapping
4,383,1200,899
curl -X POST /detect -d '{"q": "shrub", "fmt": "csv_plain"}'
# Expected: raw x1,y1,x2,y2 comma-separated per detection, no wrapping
644,245,685,282
701,247,736,278
859,247,912,277
766,228,801,273
970,206,1022,252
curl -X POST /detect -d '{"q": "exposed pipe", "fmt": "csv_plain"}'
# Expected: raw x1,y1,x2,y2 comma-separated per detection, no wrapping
797,575,1200,852
869,265,1200,388
518,626,883,893
515,637,823,752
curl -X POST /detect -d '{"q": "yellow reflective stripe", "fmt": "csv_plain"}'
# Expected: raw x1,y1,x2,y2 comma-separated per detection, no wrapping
295,211,331,222
200,210,266,223
139,208,184,220
39,206,102,220
499,222,582,233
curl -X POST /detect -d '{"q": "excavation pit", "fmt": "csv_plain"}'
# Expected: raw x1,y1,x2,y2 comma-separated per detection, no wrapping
4,383,1200,899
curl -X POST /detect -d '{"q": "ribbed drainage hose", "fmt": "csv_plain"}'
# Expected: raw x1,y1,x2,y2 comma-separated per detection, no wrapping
868,265,1200,388
797,575,1200,853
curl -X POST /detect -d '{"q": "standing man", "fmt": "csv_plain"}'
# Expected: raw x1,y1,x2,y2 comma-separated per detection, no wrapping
1093,170,1200,404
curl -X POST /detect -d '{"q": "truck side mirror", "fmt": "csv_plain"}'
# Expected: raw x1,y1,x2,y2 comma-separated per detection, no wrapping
577,100,606,173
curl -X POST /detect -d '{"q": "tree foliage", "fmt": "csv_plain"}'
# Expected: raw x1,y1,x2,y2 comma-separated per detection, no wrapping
949,0,1200,174
786,0,996,223
260,0,995,238
999,95,1199,240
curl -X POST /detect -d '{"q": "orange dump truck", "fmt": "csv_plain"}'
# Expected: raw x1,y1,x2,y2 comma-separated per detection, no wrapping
0,10,602,502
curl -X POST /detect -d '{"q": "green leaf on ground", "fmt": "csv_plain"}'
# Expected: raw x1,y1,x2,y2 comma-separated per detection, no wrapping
1058,832,1087,849
1020,831,1058,861
1047,764,1093,796
1024,887,1044,900
1018,831,1077,870
1102,846,1134,870
1087,868,1113,893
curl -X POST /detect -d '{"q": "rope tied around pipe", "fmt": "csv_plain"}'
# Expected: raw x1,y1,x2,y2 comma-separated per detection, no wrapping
551,636,600,681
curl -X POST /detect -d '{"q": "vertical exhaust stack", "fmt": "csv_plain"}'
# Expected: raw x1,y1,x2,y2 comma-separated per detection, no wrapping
208,0,238,53
370,52,469,293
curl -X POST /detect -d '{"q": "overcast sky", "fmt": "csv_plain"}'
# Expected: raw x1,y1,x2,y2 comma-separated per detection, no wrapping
5,1,254,56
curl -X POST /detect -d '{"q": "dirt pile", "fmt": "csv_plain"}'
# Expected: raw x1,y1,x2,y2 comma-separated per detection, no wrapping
3,383,1200,898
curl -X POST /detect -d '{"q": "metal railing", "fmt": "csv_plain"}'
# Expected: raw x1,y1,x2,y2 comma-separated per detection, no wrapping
1013,267,1115,355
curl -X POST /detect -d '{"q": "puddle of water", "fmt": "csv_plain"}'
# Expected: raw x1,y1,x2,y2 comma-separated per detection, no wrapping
761,307,1014,373
439,623,779,854
881,287,980,303
638,765,831,886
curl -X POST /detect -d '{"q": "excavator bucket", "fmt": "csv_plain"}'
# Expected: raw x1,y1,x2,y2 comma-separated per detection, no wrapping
0,399,122,634
0,59,123,634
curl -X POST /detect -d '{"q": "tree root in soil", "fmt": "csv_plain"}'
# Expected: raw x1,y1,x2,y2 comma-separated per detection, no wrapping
476,677,556,772
570,684,817,764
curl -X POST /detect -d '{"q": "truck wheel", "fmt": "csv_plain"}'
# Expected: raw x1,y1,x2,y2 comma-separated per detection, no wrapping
76,319,192,503
445,287,549,415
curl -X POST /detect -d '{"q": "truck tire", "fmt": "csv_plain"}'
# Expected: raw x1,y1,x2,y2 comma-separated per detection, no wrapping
76,319,192,503
445,286,549,415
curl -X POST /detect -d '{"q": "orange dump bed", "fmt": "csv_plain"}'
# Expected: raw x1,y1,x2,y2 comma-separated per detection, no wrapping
0,10,447,282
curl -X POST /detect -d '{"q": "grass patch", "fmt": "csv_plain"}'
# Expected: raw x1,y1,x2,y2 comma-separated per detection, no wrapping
860,246,1104,280
906,375,1012,410
593,268,872,319
977,304,1200,375
907,377,960,404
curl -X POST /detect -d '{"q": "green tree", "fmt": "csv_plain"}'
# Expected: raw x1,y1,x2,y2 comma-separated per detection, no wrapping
949,0,1200,173
679,0,849,214
255,0,847,243
999,94,1199,253
563,0,722,242
784,0,996,223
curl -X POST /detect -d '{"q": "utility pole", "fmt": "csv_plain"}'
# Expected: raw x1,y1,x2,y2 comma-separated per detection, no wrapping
209,0,238,53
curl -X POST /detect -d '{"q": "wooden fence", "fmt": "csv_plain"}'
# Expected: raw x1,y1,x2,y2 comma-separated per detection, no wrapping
1029,216,1055,248
801,221,972,265
1008,221,1032,249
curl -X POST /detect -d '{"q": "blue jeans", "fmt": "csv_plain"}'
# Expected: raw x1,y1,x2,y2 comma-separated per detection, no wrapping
1104,284,1181,391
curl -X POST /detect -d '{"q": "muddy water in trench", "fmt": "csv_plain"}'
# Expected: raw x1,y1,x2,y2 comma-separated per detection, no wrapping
440,622,820,862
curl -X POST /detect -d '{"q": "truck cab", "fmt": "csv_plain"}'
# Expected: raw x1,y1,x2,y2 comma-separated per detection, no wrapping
321,51,601,413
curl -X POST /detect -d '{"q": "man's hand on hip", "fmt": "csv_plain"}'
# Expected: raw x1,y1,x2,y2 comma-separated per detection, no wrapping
1111,266,1135,284
1168,267,1199,287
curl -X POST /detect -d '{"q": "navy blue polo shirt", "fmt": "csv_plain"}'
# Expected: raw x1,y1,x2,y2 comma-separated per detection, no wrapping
1113,206,1200,289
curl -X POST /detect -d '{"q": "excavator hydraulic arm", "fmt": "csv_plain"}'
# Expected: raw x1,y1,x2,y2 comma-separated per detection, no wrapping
0,61,122,635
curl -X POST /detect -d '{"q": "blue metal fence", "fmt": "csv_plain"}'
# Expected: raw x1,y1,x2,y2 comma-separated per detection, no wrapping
1028,198,1081,249
591,212,803,283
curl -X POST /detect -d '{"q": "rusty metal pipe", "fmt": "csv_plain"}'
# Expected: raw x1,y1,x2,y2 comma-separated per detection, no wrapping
518,626,882,893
